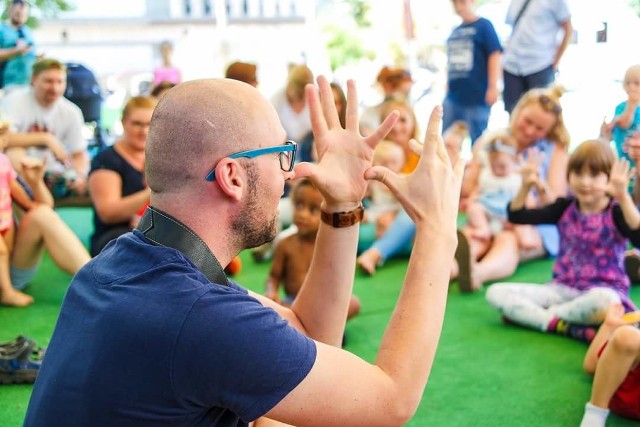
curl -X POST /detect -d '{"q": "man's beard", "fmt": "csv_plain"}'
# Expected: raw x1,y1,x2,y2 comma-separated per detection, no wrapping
230,164,279,249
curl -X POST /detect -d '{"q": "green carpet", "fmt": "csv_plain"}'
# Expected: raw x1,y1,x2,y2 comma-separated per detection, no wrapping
0,208,638,426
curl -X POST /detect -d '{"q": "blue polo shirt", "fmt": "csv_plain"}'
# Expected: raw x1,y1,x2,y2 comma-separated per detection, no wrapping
25,231,317,427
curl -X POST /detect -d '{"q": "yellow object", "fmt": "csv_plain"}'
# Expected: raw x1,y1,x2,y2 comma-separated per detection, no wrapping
622,311,640,324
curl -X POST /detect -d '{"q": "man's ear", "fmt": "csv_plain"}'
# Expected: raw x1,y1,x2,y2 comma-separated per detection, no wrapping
212,158,246,201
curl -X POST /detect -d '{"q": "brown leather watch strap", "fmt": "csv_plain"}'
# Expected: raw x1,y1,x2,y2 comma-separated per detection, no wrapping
320,205,364,228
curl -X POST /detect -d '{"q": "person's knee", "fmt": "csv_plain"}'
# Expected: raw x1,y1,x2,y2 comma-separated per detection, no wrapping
586,288,621,307
609,326,640,356
22,204,56,226
485,284,509,308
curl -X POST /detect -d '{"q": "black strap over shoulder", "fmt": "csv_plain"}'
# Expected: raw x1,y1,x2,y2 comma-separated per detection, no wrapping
136,206,229,287
512,0,533,30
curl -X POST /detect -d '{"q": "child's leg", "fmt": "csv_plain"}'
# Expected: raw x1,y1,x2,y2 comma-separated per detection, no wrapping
582,326,640,426
0,227,32,307
485,282,568,330
465,201,491,241
513,224,540,250
548,287,620,325
12,205,90,275
358,209,415,275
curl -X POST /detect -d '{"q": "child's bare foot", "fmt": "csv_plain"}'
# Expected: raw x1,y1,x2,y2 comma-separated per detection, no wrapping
1,289,34,307
357,249,382,276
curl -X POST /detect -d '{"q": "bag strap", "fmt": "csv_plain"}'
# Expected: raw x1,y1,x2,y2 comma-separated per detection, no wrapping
512,0,533,30
136,206,229,287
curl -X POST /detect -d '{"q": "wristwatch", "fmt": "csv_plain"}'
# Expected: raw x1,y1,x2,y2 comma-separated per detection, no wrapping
320,205,364,228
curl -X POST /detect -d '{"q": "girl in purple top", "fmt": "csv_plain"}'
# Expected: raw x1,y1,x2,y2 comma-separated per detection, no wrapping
486,139,640,342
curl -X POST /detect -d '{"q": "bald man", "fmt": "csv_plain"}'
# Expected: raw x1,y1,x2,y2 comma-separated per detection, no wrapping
25,77,464,426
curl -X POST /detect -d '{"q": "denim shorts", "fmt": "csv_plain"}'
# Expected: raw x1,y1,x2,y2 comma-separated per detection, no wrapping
10,263,39,290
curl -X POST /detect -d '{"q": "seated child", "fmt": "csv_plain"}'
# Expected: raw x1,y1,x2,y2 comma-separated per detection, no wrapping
364,140,405,238
581,304,640,426
265,179,361,319
0,152,41,307
600,63,640,165
486,140,640,342
464,130,537,245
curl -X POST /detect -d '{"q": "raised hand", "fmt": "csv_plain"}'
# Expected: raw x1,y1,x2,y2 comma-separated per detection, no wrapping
519,148,543,190
293,76,398,209
600,118,615,141
606,158,634,201
363,106,465,232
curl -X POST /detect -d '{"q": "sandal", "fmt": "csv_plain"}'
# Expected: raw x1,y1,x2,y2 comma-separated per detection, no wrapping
454,229,474,293
0,335,44,384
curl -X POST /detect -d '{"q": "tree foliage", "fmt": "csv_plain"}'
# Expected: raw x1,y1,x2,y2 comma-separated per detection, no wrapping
322,0,373,71
3,0,74,27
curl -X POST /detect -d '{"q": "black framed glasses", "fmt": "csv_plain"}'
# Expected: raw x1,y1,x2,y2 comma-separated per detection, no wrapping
538,95,562,114
205,140,297,181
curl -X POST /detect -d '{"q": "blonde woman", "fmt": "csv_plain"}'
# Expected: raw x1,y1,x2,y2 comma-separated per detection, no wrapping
88,96,156,256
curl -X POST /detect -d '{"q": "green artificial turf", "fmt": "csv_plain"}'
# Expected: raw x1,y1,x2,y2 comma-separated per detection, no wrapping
0,208,638,426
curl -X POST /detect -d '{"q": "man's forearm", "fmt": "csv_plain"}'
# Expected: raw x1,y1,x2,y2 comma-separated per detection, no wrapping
375,228,455,410
292,214,360,347
553,21,572,68
7,132,50,149
71,151,89,176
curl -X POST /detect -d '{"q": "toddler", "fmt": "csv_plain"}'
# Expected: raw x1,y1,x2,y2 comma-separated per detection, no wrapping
601,64,640,165
487,139,640,342
0,126,41,306
580,304,640,426
265,179,361,319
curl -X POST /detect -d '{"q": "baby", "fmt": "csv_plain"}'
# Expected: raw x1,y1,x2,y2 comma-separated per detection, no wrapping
265,179,361,319
465,131,534,244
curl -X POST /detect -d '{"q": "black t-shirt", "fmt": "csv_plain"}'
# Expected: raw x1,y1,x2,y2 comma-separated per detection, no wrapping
89,146,145,250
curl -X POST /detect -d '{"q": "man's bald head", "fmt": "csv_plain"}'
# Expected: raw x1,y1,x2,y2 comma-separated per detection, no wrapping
145,79,281,195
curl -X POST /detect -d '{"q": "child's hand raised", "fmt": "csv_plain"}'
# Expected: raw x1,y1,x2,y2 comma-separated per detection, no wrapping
519,148,543,189
606,158,634,201
600,118,615,141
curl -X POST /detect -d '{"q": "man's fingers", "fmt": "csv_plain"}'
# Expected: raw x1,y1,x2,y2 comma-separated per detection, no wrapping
453,157,465,182
364,111,398,149
344,80,359,131
306,83,328,138
318,76,340,129
422,106,443,159
364,165,395,187
408,138,423,156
